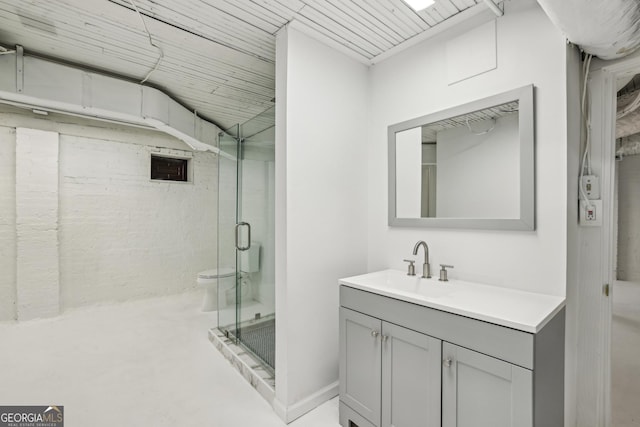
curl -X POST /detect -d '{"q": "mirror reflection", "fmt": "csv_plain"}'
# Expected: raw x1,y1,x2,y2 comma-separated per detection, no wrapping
395,100,520,219
389,85,534,230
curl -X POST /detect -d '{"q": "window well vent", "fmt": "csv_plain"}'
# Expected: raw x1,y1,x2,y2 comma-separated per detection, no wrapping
151,155,188,182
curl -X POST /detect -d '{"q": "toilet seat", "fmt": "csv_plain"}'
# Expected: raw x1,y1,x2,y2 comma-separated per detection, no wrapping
197,267,235,280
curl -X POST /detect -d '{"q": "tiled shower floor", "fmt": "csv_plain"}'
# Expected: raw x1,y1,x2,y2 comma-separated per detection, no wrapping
234,317,275,370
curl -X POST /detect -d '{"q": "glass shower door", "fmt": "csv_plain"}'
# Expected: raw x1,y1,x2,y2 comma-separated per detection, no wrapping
235,106,276,372
217,108,275,373
217,126,239,334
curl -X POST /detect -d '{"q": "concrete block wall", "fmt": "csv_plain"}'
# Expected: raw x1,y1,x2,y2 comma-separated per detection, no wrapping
58,134,218,308
15,128,60,321
617,154,640,281
0,126,16,321
0,106,218,319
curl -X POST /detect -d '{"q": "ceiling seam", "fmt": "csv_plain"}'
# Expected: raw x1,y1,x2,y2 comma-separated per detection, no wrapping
105,0,275,64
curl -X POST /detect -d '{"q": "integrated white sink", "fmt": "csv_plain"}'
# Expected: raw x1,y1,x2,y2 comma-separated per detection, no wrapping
339,269,565,333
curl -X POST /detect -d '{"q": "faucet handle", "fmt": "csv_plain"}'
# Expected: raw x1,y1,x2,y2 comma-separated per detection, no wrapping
403,259,416,276
439,264,454,282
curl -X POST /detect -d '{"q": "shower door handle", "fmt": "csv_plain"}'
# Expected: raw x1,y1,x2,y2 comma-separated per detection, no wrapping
235,222,251,251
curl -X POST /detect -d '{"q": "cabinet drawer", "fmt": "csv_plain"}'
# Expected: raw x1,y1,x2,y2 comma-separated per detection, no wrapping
341,285,534,369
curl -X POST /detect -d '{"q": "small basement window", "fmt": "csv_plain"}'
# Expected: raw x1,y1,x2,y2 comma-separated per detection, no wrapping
151,155,188,182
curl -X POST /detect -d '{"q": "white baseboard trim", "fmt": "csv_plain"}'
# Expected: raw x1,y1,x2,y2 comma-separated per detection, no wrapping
273,381,339,424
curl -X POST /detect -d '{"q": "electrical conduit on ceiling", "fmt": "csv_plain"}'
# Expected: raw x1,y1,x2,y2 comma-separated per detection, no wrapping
0,46,234,160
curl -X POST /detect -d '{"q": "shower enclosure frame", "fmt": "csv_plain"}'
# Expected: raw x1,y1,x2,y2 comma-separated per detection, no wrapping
217,107,276,375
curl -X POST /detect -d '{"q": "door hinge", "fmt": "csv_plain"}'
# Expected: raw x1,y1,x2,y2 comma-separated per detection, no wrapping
603,284,610,297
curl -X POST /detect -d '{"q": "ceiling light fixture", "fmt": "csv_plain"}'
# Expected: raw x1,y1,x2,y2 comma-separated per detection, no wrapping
404,0,435,11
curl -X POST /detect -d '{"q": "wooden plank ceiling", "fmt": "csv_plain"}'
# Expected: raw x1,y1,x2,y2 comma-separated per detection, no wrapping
0,0,493,130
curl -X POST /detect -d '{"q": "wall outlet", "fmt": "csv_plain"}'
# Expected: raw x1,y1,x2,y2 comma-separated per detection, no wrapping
580,200,602,226
581,175,600,199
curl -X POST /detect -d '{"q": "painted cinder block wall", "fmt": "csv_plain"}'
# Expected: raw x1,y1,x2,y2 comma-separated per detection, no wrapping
0,106,218,321
0,124,17,320
15,128,61,321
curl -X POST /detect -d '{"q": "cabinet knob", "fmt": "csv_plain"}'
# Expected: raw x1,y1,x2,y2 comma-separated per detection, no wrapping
443,358,453,368
381,335,389,342
371,330,379,338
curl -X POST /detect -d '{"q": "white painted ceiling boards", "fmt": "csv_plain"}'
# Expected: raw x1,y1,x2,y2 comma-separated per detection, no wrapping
0,0,498,129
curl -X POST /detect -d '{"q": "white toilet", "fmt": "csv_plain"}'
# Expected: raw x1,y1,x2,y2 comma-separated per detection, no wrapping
197,267,235,312
197,241,260,312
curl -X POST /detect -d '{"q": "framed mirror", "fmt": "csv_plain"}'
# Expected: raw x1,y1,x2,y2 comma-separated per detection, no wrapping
388,85,534,230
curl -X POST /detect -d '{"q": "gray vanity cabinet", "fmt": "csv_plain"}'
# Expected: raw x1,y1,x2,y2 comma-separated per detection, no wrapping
442,343,532,427
339,308,382,426
339,284,565,427
382,322,442,427
339,307,441,427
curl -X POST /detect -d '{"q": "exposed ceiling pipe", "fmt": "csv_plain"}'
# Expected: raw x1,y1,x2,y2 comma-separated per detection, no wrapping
616,108,640,139
617,134,640,158
537,0,640,60
617,90,640,120
483,0,503,17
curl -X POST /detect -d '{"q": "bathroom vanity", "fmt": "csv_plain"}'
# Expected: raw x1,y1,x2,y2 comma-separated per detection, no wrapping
338,270,565,427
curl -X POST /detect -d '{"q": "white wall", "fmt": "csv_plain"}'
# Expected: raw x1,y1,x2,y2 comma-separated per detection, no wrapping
564,43,582,427
395,127,422,217
275,25,369,422
15,128,60,320
436,114,520,218
0,106,218,316
617,154,640,280
58,135,217,308
367,0,568,296
0,126,16,321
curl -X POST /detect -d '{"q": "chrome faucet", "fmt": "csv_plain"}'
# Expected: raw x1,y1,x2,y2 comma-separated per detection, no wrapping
412,240,431,278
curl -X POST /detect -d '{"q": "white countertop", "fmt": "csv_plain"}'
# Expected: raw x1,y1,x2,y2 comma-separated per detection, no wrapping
339,269,565,333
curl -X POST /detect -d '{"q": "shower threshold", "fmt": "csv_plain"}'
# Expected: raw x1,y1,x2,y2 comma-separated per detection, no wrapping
229,316,275,374
208,318,276,406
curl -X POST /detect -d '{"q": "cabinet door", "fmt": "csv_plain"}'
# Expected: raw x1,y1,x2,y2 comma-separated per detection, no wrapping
340,308,382,426
442,342,533,427
382,322,441,427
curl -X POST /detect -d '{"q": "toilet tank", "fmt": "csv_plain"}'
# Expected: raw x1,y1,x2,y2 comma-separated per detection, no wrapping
240,241,260,273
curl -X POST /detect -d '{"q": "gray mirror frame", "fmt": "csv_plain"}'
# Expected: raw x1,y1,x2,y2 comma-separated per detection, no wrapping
388,84,535,231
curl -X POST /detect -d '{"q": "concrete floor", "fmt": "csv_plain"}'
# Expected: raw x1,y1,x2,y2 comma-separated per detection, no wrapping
5,282,637,426
612,280,640,427
0,291,339,427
